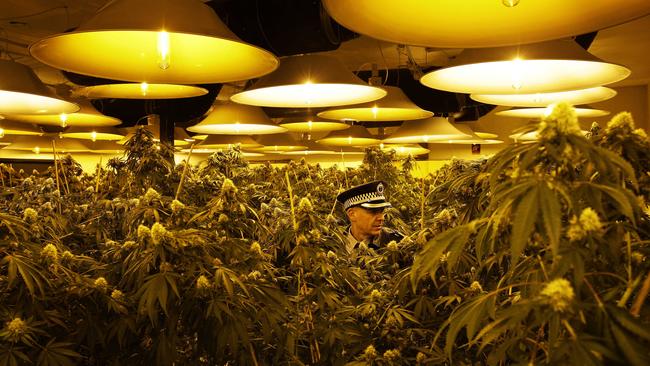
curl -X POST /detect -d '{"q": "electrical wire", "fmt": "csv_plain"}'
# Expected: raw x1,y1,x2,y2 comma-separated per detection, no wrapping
0,5,68,21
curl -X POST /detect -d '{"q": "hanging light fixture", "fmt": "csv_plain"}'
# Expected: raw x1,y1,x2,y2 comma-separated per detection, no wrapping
252,134,308,153
0,60,79,115
438,124,504,144
30,0,278,84
85,140,124,154
420,39,630,94
471,86,617,107
75,82,208,99
510,129,589,142
8,99,121,127
497,106,610,118
381,143,430,156
231,54,386,108
332,146,366,156
0,120,43,136
279,116,350,133
473,131,499,139
383,117,471,144
282,140,337,155
322,0,650,48
187,101,287,135
317,125,381,146
117,126,196,146
196,135,262,149
318,86,433,121
60,126,125,141
7,135,89,153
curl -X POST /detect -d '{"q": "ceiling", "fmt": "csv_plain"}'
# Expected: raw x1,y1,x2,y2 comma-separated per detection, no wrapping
1,0,649,127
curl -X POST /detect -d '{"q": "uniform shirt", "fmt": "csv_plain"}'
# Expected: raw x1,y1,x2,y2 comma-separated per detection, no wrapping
345,226,404,254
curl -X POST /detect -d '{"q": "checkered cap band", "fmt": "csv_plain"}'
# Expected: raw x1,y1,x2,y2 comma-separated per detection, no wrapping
343,192,386,210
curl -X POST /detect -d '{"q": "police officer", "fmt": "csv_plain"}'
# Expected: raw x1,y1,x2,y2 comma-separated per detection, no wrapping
336,180,403,253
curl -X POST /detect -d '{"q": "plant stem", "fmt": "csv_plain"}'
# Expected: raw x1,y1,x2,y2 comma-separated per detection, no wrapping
583,278,604,309
630,269,650,317
420,177,425,230
51,140,61,194
175,144,194,201
285,171,297,231
95,156,102,199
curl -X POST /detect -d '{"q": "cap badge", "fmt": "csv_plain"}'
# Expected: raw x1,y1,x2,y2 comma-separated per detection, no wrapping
376,183,384,195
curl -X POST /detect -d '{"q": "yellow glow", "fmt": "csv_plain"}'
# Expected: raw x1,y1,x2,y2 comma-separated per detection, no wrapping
381,144,430,156
76,83,208,99
497,107,610,118
421,59,630,94
279,118,350,132
187,102,286,135
11,101,121,127
33,146,40,154
60,113,68,127
157,31,170,70
61,126,124,141
140,82,149,96
231,84,386,108
0,128,4,138
0,91,79,115
322,0,650,48
471,87,617,107
383,117,472,144
317,125,380,147
197,135,261,149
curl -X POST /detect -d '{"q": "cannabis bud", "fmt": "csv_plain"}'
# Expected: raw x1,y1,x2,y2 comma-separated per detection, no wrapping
363,345,377,360
221,178,237,195
94,277,109,291
4,318,27,340
41,243,58,262
248,271,262,280
386,240,398,252
143,188,161,203
22,208,38,222
469,281,483,292
327,251,337,260
61,250,74,261
416,352,427,364
218,213,229,223
137,225,151,241
170,199,185,213
111,290,125,301
298,197,313,212
383,349,401,361
541,278,575,312
196,275,211,290
151,222,167,245
250,241,263,255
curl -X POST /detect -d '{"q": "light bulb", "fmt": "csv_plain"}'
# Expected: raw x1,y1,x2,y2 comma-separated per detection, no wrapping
140,82,149,96
544,104,556,117
502,0,520,7
371,106,379,119
347,136,352,145
157,31,171,70
307,120,313,131
59,113,68,128
423,135,430,142
511,58,523,90
235,121,241,133
380,142,385,149
91,131,97,142
0,128,4,138
33,146,40,154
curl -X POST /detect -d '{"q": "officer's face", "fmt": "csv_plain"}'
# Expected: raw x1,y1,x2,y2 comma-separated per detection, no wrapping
347,206,386,237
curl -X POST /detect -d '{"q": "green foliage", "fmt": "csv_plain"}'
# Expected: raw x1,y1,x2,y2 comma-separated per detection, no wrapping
0,104,648,365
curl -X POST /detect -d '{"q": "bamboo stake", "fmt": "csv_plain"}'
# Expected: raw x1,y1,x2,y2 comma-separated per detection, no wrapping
248,343,259,366
51,141,61,194
175,143,194,201
8,164,13,186
285,171,298,231
420,177,426,230
95,156,103,199
631,269,650,317
329,184,342,217
60,155,70,195
0,166,5,188
339,151,349,188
